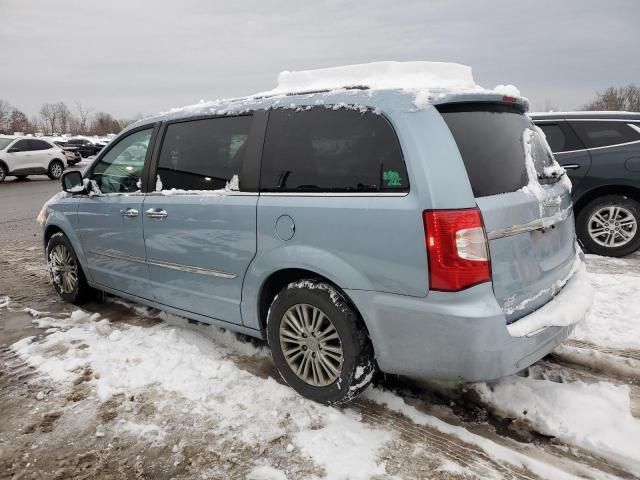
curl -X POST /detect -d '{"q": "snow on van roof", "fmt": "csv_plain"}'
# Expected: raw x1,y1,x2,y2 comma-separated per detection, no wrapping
141,61,527,127
268,61,476,94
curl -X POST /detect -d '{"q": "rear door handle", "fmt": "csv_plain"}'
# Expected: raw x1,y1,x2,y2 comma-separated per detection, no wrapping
561,164,580,170
146,208,168,219
120,208,139,218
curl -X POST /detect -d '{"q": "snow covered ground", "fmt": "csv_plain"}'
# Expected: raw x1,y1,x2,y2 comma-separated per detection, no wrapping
1,241,639,479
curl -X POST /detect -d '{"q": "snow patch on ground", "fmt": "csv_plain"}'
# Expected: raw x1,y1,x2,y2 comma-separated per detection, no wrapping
573,267,640,350
12,308,392,479
473,376,640,475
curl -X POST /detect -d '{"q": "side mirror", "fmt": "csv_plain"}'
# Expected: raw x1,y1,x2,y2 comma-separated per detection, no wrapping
61,171,85,193
7,147,20,153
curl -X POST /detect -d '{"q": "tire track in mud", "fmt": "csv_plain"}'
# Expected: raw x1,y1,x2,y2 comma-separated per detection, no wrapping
353,399,538,480
562,339,640,362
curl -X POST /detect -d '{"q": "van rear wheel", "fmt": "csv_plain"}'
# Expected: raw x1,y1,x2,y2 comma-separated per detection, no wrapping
266,280,376,405
577,195,640,257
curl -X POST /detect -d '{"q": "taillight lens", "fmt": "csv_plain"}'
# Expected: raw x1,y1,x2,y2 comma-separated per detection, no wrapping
423,208,491,292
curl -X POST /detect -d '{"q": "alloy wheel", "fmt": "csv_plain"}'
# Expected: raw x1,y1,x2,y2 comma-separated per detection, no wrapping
279,303,344,387
49,244,78,294
50,162,63,178
588,205,638,248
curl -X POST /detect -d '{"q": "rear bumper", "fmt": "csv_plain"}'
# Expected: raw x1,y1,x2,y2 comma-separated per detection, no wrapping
345,260,592,382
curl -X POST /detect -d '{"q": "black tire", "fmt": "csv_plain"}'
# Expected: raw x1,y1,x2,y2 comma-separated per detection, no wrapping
46,232,91,304
576,195,640,257
47,160,64,180
0,163,6,183
266,279,376,405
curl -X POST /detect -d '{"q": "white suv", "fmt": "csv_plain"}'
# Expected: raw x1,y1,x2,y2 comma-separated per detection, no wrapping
0,136,68,182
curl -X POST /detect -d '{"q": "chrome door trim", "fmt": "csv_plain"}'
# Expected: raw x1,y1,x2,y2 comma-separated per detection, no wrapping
560,164,580,170
90,249,147,264
90,249,237,279
259,191,409,197
486,206,573,240
146,258,237,278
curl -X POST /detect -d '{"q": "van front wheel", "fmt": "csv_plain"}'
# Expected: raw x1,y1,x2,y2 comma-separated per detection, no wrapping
266,280,376,405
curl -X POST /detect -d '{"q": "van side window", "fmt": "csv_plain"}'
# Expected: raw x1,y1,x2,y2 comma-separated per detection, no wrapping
91,128,152,193
569,121,640,149
260,107,408,192
157,116,252,191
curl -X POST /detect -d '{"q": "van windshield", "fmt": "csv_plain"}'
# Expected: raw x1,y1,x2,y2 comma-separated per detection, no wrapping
437,103,559,197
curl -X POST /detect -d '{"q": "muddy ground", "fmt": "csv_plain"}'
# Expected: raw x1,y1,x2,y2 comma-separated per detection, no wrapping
1,238,638,480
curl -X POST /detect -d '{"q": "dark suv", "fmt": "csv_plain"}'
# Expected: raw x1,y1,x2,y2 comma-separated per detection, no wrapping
64,138,103,158
531,112,640,257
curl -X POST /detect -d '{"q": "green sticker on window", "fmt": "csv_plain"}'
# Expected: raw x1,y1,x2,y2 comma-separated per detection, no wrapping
383,170,402,187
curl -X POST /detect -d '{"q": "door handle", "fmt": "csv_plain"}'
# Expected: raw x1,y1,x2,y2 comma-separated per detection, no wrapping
146,208,168,219
120,208,139,218
561,164,580,170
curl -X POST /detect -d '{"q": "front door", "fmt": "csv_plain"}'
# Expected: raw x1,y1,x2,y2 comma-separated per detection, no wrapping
536,120,592,188
76,127,156,299
6,139,39,173
142,115,259,325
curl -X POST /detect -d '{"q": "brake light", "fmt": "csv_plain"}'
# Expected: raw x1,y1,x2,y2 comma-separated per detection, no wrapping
423,208,491,292
502,95,517,103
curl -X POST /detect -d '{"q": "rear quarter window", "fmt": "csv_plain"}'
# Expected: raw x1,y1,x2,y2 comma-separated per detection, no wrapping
437,103,530,197
260,107,408,192
569,121,640,149
536,122,583,153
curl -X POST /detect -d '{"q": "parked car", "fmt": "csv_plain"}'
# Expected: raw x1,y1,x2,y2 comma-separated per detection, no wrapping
41,78,590,404
531,112,640,257
0,136,67,182
65,138,103,158
52,140,82,165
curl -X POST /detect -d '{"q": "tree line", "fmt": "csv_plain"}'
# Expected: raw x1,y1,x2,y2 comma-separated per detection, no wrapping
1,84,637,137
0,99,141,136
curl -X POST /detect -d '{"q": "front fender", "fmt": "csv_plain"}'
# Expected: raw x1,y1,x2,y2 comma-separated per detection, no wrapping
44,198,91,282
241,244,375,331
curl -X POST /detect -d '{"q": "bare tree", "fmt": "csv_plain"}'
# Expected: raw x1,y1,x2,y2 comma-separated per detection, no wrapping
8,109,30,133
583,84,640,112
39,103,58,134
54,101,72,133
91,112,121,135
75,101,92,134
0,99,12,133
30,115,41,134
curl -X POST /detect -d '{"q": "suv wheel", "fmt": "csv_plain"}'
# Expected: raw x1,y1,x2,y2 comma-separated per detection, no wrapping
266,279,376,405
46,232,91,303
577,195,640,257
47,160,64,180
0,163,6,183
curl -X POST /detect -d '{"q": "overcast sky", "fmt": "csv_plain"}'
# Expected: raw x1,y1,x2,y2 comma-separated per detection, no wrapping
1,0,638,119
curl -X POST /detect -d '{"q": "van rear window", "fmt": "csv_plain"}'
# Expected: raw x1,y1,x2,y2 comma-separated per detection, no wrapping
437,103,531,197
260,107,408,192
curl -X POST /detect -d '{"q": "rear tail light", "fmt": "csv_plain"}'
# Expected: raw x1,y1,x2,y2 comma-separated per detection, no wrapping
423,208,491,292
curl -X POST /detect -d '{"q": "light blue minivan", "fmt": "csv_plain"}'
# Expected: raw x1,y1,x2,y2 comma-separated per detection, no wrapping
43,85,591,404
